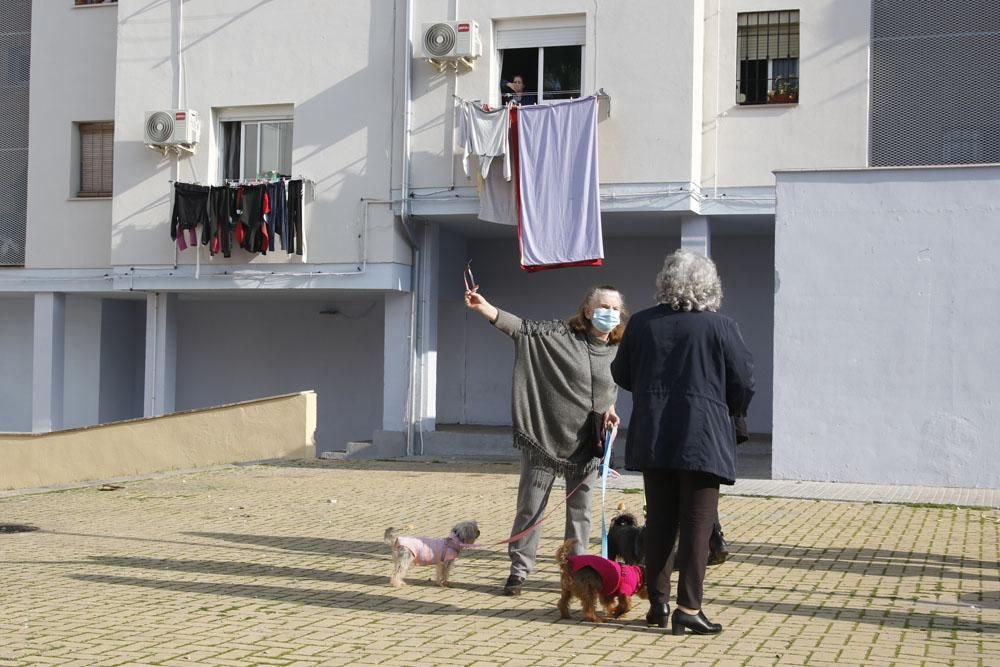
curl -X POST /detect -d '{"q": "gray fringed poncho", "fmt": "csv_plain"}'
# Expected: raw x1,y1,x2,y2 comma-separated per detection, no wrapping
492,309,618,478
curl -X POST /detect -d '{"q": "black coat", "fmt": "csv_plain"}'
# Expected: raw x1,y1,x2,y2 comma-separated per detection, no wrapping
611,306,755,484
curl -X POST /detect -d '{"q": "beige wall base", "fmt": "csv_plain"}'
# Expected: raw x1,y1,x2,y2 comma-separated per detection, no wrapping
1,392,316,491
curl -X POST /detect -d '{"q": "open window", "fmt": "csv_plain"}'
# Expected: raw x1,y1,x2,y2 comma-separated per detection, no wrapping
220,116,293,181
496,23,585,105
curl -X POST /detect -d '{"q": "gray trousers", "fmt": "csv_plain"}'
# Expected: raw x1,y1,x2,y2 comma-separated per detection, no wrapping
508,450,597,578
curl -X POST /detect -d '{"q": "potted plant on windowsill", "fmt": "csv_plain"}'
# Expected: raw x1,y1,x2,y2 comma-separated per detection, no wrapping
767,77,798,104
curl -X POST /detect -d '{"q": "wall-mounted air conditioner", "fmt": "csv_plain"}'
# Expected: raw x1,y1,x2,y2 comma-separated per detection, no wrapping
144,109,200,147
417,21,482,62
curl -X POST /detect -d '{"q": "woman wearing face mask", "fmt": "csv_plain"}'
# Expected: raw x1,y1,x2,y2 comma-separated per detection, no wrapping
465,285,627,596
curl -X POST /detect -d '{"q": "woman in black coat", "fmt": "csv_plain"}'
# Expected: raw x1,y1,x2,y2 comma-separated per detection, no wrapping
611,250,755,635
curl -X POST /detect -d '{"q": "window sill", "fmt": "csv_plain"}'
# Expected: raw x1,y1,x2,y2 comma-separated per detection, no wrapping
68,195,112,201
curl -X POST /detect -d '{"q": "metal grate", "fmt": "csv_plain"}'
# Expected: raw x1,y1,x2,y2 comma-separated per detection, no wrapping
0,0,29,266
871,1,1000,167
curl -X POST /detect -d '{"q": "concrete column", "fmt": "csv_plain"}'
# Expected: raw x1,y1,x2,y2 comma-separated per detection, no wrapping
143,292,177,417
382,292,412,433
416,223,439,436
32,292,66,432
681,215,711,258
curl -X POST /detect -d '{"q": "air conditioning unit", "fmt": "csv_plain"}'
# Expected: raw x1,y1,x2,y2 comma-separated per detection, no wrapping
417,21,482,60
144,109,200,146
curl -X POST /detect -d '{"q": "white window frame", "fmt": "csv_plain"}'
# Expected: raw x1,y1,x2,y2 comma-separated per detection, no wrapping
494,21,586,106
215,105,294,182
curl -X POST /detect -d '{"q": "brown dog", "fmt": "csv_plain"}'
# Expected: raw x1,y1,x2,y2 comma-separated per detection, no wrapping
556,539,648,623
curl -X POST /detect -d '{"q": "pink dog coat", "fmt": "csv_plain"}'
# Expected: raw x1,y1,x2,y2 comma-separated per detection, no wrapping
569,554,644,597
394,532,465,566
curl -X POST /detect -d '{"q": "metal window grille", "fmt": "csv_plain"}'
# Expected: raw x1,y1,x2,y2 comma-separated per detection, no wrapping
79,122,114,197
870,1,1000,166
736,10,800,106
0,0,29,266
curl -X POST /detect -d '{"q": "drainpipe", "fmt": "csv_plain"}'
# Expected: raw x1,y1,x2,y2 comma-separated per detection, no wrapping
401,0,421,457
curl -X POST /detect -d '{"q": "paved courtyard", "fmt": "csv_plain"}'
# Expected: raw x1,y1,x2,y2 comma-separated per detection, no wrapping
1,459,997,666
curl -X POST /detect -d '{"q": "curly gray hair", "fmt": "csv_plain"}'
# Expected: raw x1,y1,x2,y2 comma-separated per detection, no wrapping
655,250,722,312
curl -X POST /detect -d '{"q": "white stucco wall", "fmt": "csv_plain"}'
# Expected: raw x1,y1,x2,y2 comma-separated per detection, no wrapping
0,297,34,432
773,165,1000,487
110,0,408,268
25,2,116,269
436,231,774,433
703,0,870,188
173,297,384,454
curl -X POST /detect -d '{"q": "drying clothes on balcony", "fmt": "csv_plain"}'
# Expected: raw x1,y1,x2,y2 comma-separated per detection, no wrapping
479,163,517,225
458,101,512,181
169,179,305,258
170,182,210,251
514,96,603,272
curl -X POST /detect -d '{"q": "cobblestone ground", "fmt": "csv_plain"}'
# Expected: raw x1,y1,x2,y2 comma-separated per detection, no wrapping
0,460,997,666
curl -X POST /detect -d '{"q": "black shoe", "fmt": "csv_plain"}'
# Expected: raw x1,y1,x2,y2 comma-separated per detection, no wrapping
646,602,670,628
503,574,524,596
671,609,723,635
707,523,729,566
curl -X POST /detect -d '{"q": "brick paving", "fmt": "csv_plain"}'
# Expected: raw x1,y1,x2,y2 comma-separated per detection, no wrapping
0,459,997,666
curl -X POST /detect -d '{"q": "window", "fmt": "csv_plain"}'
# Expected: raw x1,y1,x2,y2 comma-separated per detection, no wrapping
6,46,30,85
78,122,114,198
496,24,584,105
220,119,293,181
74,1,117,5
737,10,799,105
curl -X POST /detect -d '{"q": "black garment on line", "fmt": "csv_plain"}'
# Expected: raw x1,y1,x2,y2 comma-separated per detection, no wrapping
239,184,267,254
170,182,210,240
286,179,304,256
208,186,234,258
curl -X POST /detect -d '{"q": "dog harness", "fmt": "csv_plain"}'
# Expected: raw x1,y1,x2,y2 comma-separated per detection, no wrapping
570,554,644,597
395,532,465,566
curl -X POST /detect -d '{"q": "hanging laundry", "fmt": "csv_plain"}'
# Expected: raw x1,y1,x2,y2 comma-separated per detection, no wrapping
515,96,603,272
169,178,305,258
170,182,210,251
286,179,304,256
458,101,511,181
479,162,517,225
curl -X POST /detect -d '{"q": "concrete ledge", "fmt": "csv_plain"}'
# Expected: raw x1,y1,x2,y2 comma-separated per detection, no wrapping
0,391,316,490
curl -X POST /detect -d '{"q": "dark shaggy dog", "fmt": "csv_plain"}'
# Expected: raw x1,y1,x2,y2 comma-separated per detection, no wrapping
606,512,730,567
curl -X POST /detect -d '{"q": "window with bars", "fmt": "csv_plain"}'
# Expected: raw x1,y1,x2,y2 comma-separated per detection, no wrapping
78,122,114,197
737,10,800,105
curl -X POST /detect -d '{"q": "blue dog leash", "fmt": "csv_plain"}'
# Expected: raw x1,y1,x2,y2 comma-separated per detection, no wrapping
599,425,619,559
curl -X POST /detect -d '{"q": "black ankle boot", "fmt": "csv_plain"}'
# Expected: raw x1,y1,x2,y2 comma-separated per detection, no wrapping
646,603,669,628
707,522,729,566
671,609,723,635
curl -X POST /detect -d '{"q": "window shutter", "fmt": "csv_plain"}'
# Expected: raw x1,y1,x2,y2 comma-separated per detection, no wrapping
79,122,114,197
496,25,585,50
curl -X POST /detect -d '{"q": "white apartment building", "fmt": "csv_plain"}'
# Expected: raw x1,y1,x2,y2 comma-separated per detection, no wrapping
1,0,997,487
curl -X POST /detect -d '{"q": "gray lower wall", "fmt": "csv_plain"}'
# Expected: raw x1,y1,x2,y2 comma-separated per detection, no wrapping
774,166,1000,487
0,297,34,432
173,297,384,454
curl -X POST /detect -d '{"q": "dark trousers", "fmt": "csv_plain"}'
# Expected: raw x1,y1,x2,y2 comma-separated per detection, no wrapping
643,469,720,610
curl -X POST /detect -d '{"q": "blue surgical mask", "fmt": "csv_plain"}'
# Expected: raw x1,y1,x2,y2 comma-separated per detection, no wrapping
591,308,620,333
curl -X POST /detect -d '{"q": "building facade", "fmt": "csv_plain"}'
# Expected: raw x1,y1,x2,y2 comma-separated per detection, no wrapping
1,0,996,486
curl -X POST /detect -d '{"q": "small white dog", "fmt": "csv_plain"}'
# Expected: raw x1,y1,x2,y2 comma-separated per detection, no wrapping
383,520,480,587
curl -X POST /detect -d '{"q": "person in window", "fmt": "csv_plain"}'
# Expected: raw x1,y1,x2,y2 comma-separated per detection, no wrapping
611,250,754,634
500,74,536,106
464,285,626,595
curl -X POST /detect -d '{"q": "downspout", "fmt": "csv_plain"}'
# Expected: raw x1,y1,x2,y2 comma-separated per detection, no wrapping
401,0,420,457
